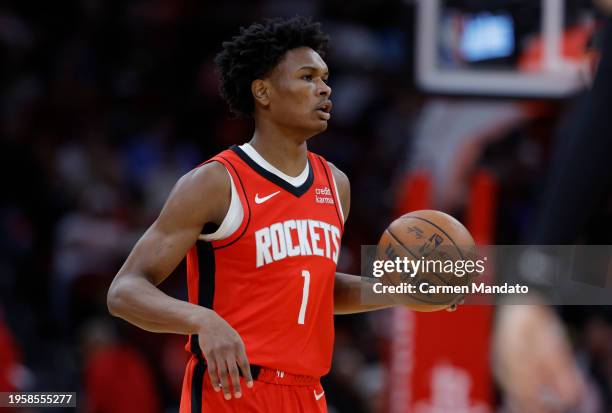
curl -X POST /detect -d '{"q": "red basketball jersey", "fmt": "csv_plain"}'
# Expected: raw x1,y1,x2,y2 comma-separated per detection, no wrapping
185,145,344,378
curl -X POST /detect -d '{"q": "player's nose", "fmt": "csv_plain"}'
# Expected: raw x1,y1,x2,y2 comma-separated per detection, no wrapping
318,80,331,97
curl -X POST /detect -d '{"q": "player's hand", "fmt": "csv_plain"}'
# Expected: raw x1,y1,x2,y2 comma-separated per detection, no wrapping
492,305,585,413
446,297,465,312
447,261,481,312
196,309,254,400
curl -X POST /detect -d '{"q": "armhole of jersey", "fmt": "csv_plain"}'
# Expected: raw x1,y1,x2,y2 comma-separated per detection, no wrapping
314,154,345,231
209,155,251,249
199,166,243,242
194,156,250,247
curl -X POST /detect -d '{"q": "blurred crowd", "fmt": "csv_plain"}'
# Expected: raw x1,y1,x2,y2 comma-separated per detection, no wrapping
1,0,611,412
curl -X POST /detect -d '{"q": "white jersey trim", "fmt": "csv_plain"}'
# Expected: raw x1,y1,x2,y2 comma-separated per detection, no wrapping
199,165,244,242
330,168,345,223
199,144,329,242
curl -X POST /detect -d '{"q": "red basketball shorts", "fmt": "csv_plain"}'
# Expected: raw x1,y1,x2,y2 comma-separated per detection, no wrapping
179,357,328,413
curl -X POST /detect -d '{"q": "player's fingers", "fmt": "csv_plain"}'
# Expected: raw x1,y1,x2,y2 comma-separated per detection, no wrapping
447,297,462,311
227,361,242,398
446,294,465,312
206,359,222,392
215,357,232,400
237,352,254,388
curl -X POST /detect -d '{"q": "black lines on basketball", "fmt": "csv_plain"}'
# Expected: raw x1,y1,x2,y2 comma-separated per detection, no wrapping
399,215,465,260
376,210,476,310
385,229,452,287
382,230,455,305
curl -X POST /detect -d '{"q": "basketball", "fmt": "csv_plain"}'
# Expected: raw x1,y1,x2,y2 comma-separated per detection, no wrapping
376,210,477,312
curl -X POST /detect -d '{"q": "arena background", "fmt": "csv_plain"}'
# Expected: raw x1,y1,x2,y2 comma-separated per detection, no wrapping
1,0,611,412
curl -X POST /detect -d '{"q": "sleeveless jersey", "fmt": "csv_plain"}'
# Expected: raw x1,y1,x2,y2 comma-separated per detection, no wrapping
185,145,344,378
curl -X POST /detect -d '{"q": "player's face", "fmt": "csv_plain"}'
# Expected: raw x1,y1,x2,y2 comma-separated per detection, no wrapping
265,47,332,134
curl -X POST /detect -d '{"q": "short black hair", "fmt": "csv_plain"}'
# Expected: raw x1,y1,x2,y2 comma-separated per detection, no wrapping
214,16,329,117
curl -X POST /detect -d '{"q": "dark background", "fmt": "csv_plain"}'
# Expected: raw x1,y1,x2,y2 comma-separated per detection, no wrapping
1,0,611,412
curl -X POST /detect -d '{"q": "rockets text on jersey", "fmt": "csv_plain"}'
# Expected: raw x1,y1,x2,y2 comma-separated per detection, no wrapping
254,219,341,268
184,144,345,379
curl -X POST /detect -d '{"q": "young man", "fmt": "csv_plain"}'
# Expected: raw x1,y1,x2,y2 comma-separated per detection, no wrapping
107,16,393,412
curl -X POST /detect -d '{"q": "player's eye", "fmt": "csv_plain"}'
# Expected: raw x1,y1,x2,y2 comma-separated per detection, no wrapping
301,74,313,81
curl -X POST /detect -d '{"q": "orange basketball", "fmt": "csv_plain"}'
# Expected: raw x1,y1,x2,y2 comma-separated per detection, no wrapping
375,210,477,312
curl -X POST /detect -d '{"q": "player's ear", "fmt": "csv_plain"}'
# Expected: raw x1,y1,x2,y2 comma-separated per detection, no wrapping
251,79,270,107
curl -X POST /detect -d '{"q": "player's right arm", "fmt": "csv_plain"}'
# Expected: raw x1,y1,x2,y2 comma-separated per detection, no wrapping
107,161,252,399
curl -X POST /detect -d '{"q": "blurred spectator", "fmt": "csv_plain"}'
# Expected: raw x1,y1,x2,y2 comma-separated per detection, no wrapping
0,307,24,392
1,0,610,411
81,319,161,413
493,9,612,413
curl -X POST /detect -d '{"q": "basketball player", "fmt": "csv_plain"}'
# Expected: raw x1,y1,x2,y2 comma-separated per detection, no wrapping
107,17,399,412
494,1,612,411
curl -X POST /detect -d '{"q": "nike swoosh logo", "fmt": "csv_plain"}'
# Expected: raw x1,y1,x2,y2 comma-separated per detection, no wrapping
255,191,280,204
314,390,325,401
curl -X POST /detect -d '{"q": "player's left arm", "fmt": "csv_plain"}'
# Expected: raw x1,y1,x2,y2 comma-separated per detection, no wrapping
329,162,395,314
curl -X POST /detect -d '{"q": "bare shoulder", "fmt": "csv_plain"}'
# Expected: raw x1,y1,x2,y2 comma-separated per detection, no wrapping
327,161,350,221
182,160,229,193
327,161,349,187
159,160,230,228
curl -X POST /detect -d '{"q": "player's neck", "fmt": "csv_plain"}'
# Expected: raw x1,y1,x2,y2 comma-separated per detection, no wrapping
249,128,310,177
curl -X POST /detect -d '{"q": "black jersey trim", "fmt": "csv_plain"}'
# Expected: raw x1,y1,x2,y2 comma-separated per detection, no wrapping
189,241,216,359
197,241,216,308
190,361,261,410
230,145,314,197
191,359,205,413
190,336,203,360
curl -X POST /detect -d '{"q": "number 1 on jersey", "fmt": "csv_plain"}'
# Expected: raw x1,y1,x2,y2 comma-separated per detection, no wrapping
298,270,310,325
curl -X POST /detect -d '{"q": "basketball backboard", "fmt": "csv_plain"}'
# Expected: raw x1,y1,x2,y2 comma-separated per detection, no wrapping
415,0,595,97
